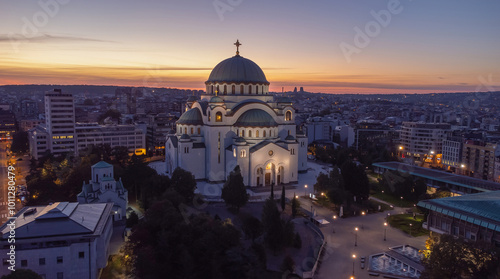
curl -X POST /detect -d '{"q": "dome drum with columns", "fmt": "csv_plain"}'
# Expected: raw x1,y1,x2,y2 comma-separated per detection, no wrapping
165,41,308,186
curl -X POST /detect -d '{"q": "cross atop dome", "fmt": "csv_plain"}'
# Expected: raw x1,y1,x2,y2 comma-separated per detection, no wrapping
234,39,241,56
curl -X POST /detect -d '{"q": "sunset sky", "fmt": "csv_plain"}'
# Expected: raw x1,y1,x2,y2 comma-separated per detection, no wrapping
1,0,499,94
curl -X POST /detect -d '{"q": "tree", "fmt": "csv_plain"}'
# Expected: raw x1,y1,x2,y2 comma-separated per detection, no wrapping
170,167,197,203
126,211,139,228
112,146,130,166
242,216,263,243
10,131,29,153
421,234,498,279
1,269,43,279
280,185,286,212
261,198,283,252
291,194,300,217
221,166,249,211
341,161,369,202
327,187,345,207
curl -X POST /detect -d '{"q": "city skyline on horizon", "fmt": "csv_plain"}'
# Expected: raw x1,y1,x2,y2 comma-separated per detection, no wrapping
1,0,499,94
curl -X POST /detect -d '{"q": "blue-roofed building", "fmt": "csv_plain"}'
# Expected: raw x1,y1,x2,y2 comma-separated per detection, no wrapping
418,191,500,245
77,161,128,221
0,202,113,279
165,41,308,186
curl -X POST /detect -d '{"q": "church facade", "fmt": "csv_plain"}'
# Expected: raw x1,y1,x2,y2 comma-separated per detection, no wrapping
77,161,128,221
165,41,308,186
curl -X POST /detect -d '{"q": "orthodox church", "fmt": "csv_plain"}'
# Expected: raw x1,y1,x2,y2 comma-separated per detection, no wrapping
165,41,308,186
77,161,128,221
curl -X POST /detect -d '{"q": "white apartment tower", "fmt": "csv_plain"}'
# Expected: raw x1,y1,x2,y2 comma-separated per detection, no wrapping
45,89,76,156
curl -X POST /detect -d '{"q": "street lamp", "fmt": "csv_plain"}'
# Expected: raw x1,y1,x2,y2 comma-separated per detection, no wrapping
352,254,356,275
400,196,403,207
354,227,359,246
409,223,413,237
304,184,308,197
384,222,388,241
361,211,365,229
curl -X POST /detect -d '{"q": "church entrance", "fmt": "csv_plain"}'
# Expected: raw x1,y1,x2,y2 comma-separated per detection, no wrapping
264,163,276,186
265,173,271,185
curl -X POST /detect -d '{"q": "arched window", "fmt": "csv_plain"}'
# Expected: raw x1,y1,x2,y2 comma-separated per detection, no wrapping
232,85,235,94
285,111,292,121
248,85,252,94
198,127,201,134
240,85,244,94
216,85,219,95
184,127,187,134
256,86,259,94
263,130,266,137
190,127,193,134
223,85,227,95
210,85,214,94
208,111,211,121
256,130,259,137
249,130,252,137
215,112,223,122
262,86,264,94
241,130,245,137
240,150,246,158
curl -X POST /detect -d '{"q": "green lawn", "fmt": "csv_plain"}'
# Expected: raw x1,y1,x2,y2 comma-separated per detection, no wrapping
371,192,416,208
387,214,429,237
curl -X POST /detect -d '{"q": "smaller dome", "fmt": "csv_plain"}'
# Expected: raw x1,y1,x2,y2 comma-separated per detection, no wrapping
285,135,295,141
210,96,224,103
235,109,277,127
177,108,203,125
180,134,191,141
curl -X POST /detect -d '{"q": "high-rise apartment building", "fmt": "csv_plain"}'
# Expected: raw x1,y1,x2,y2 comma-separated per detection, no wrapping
400,122,450,161
44,89,76,156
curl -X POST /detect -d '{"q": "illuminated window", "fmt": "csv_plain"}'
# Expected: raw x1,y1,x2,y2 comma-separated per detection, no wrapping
208,111,211,121
256,130,259,137
285,111,292,121
233,148,236,157
190,127,193,134
198,127,201,134
240,150,246,158
215,112,222,122
184,127,187,134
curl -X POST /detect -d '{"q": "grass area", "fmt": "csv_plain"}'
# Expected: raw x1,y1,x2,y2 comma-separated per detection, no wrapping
371,192,416,208
387,214,429,237
101,254,126,279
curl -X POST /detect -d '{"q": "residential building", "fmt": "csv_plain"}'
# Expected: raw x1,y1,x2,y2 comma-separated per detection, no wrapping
400,122,450,162
75,123,145,154
462,140,497,181
0,202,113,279
44,89,76,156
146,113,177,155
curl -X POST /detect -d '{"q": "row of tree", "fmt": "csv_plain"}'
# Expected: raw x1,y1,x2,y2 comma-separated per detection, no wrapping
314,161,370,207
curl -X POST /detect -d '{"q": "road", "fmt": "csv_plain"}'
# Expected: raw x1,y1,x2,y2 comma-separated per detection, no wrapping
0,141,25,223
298,197,427,279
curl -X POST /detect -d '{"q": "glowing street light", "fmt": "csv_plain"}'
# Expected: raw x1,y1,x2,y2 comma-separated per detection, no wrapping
354,227,359,246
304,184,308,196
352,254,356,275
409,223,413,237
384,222,388,241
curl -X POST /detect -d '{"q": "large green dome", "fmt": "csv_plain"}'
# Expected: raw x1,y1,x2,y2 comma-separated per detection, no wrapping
177,108,203,125
206,55,269,84
234,109,277,127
